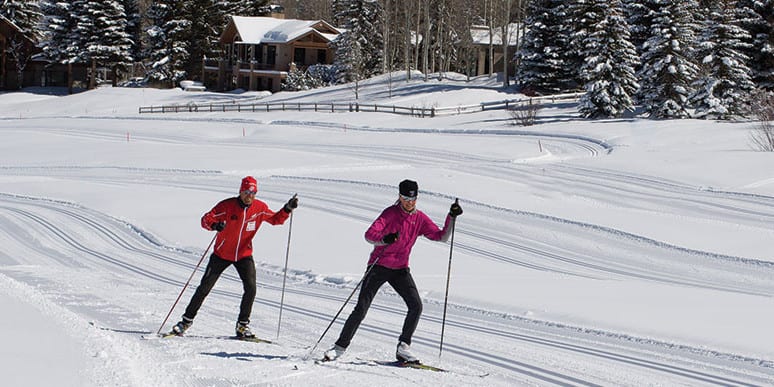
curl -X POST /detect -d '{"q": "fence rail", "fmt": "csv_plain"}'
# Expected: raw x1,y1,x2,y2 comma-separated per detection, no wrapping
137,92,583,118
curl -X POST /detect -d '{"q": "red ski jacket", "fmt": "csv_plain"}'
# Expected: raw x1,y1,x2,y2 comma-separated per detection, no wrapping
201,197,289,261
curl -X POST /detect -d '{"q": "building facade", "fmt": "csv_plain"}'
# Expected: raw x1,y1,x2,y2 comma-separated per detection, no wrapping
0,15,36,90
204,14,341,92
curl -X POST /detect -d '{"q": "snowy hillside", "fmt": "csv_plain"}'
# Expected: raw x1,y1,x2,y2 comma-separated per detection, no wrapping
0,73,773,386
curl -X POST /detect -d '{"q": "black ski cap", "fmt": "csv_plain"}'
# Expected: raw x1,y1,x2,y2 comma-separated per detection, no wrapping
399,179,418,197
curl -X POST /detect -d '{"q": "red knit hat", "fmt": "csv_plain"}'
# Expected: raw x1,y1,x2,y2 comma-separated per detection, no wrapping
240,176,257,193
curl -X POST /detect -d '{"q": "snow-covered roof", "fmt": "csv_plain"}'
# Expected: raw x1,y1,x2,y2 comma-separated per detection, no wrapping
0,14,35,45
470,23,521,46
227,16,341,45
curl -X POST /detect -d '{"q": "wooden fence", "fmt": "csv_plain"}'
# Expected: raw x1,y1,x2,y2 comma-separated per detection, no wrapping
137,92,583,118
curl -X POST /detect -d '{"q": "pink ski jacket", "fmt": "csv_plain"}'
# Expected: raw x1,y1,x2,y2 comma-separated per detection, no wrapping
364,203,453,269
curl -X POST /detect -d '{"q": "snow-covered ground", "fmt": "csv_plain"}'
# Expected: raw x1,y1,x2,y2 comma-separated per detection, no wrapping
1,72,773,386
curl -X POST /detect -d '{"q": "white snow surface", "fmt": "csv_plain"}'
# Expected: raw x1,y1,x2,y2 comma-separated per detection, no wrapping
1,73,773,386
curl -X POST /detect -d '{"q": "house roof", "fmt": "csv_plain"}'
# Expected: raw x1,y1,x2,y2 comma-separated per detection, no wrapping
470,23,521,46
224,16,341,45
0,15,36,45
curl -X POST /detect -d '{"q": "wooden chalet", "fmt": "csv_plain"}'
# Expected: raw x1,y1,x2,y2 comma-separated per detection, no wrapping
204,14,341,92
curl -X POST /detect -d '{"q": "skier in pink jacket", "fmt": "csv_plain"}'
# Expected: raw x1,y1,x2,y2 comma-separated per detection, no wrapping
324,179,463,363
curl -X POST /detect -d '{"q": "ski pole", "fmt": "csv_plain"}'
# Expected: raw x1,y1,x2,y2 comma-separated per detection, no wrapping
439,198,458,357
306,257,381,359
156,233,216,335
276,194,297,341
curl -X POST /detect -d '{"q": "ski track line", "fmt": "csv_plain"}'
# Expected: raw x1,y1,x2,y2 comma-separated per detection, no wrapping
3,195,772,385
6,170,773,297
5,177,774,298
5,122,774,227
268,177,774,292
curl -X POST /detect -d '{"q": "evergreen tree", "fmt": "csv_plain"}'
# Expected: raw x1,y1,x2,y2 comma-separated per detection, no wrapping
638,0,700,118
332,0,384,84
219,0,271,16
737,0,774,89
515,0,579,93
145,0,190,86
122,0,143,66
180,0,213,80
40,0,78,65
573,0,640,118
180,0,249,81
71,0,133,87
624,0,661,76
690,0,755,119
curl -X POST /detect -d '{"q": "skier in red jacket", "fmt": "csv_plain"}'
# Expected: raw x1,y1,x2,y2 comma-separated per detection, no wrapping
172,176,298,338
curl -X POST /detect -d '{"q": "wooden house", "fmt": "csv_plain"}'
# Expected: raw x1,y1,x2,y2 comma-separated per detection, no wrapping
204,14,342,92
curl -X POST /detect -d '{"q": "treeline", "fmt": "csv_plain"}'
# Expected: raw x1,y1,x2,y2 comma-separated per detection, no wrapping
3,0,774,119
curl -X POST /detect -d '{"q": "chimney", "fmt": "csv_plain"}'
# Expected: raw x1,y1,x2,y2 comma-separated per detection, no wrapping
269,4,285,19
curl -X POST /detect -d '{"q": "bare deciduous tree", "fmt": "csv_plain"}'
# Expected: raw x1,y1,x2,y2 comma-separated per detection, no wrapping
749,90,774,151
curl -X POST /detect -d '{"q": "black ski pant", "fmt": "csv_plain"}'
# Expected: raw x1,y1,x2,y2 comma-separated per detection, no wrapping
183,254,257,323
335,265,423,348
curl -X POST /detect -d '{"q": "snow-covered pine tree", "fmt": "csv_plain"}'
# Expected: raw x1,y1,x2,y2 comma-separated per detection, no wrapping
638,0,700,119
736,0,774,89
573,0,639,118
179,0,214,81
515,0,579,94
40,0,82,92
332,0,384,85
282,63,326,91
219,0,270,16
145,0,190,87
689,0,755,119
122,0,143,69
624,0,660,75
71,0,133,88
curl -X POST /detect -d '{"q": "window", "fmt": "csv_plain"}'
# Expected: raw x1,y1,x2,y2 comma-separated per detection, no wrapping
294,47,306,65
256,45,264,63
317,49,327,64
267,46,276,65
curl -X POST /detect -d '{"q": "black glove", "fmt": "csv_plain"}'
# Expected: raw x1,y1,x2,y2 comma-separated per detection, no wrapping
211,221,226,231
283,195,298,213
382,232,399,245
449,200,463,218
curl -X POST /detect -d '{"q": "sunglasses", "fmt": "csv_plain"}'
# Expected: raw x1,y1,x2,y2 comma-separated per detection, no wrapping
400,194,417,201
242,190,257,195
